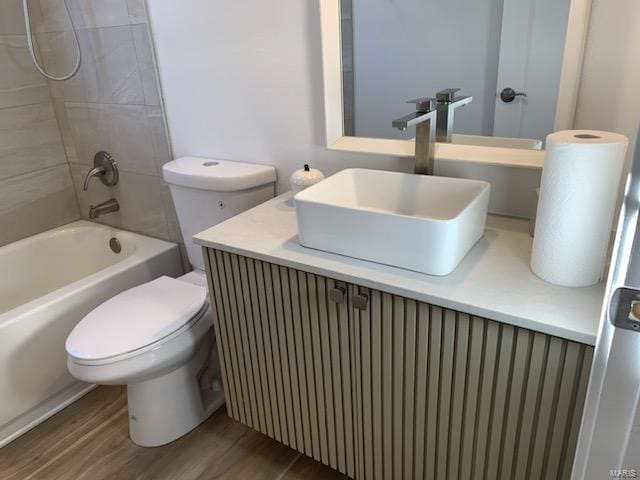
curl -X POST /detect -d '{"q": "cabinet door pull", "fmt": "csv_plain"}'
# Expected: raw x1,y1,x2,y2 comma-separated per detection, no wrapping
352,293,369,310
329,286,346,304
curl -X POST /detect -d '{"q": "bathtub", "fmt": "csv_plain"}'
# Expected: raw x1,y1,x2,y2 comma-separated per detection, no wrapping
0,221,182,447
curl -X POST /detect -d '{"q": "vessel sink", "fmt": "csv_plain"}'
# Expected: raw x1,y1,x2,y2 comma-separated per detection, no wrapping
294,168,491,275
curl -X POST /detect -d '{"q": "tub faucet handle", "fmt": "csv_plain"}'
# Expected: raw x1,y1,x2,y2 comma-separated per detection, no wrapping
83,166,105,191
83,151,118,191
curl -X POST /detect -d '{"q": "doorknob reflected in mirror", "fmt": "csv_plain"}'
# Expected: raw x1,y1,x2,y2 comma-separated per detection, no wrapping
500,88,527,103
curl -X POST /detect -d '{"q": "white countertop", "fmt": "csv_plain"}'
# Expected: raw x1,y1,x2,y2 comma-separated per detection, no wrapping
195,193,605,345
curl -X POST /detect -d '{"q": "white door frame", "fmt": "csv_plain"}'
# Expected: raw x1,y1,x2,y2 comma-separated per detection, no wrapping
571,138,640,479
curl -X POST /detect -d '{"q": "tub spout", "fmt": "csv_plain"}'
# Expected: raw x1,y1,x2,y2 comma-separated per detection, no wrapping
89,198,119,219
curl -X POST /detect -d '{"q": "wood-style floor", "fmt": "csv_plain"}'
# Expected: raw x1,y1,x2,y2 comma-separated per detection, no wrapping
0,386,348,480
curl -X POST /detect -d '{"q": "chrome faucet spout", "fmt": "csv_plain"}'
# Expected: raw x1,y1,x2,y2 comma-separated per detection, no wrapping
89,198,119,219
392,97,437,175
392,110,437,131
435,88,473,143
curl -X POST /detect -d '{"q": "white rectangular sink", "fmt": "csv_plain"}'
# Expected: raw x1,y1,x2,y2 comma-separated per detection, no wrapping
294,169,491,275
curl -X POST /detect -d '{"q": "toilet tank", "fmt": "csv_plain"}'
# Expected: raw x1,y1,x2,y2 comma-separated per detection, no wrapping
162,157,276,270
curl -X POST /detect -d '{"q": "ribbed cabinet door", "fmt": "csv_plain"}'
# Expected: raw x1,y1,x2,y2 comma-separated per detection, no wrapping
352,284,594,480
206,250,594,480
206,250,357,478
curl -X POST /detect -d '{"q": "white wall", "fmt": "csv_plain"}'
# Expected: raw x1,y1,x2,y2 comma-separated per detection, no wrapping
575,0,640,172
147,0,543,219
351,0,503,139
147,0,411,197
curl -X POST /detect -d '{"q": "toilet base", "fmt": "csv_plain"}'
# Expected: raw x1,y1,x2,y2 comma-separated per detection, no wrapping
126,336,225,447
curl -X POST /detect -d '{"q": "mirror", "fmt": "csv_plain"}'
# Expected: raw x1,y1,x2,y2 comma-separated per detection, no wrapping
334,0,588,150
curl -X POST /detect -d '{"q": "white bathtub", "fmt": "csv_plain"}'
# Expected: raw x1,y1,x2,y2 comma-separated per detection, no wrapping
0,221,182,447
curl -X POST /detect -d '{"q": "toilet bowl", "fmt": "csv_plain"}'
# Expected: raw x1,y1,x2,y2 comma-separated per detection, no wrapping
66,271,224,447
65,157,276,447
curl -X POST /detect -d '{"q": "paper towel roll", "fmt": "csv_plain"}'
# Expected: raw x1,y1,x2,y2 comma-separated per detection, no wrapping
531,130,628,287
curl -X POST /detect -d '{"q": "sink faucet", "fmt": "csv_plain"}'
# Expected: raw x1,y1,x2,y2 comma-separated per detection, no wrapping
89,198,119,219
435,88,473,143
392,97,438,175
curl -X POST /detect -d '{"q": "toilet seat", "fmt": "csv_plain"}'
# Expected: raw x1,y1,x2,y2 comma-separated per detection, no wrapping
66,276,207,365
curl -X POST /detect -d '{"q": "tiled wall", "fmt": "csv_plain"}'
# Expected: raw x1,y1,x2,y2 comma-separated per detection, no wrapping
0,4,79,246
31,0,182,249
0,0,185,265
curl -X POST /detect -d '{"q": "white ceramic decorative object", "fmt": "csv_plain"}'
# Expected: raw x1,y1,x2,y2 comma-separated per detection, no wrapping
290,164,325,195
294,168,490,276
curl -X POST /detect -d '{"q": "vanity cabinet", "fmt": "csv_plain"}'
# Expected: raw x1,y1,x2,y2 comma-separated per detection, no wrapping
204,248,593,480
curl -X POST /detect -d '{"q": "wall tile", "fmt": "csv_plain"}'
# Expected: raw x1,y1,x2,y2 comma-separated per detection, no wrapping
4,0,146,35
69,163,170,239
25,0,75,34
5,0,182,251
69,0,131,29
160,182,183,245
0,164,79,246
0,35,50,108
131,24,160,105
0,102,67,180
0,0,27,35
147,105,172,167
126,0,147,25
38,26,145,104
65,101,160,175
51,98,78,161
161,182,191,272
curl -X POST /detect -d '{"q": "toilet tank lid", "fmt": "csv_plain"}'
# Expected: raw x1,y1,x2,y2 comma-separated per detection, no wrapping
162,157,276,192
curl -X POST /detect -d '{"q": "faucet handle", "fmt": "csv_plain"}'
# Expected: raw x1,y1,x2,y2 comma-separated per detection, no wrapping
406,97,436,113
83,151,119,191
436,88,462,103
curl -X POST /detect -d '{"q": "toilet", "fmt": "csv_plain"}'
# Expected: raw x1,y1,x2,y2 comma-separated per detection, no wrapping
65,157,276,447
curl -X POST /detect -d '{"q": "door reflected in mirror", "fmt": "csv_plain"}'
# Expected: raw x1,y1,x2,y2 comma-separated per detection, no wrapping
340,0,571,148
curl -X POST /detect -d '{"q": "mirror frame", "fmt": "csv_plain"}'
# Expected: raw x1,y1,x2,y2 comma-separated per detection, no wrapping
319,0,593,168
